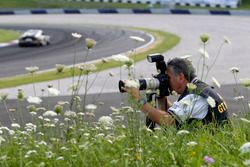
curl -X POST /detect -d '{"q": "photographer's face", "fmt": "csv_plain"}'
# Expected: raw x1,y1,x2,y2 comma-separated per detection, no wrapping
166,67,187,94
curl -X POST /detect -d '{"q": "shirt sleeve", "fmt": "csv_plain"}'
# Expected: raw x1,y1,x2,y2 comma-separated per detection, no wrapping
168,94,208,123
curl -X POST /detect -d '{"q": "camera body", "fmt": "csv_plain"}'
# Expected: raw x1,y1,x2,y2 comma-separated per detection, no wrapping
119,53,170,97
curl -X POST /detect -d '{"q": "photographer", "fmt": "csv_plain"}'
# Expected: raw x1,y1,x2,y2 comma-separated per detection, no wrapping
123,57,228,127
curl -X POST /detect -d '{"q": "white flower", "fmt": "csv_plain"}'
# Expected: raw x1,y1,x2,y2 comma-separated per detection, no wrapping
239,142,250,154
199,48,209,59
187,83,197,91
230,67,239,73
223,36,231,44
0,155,8,160
45,151,54,159
187,141,198,146
111,54,130,62
64,110,77,118
25,150,37,158
98,116,113,128
234,96,244,101
38,141,47,146
43,110,57,117
78,64,97,72
25,66,39,73
11,123,20,129
177,130,190,135
207,96,216,108
212,77,221,88
243,159,250,166
56,156,64,161
85,104,97,110
240,118,250,124
124,79,139,88
27,96,42,104
25,123,37,132
72,32,82,38
48,88,60,96
8,130,15,135
110,106,119,112
129,36,145,42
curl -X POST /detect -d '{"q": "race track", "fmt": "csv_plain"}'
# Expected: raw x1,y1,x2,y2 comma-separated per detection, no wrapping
0,24,150,77
0,14,249,84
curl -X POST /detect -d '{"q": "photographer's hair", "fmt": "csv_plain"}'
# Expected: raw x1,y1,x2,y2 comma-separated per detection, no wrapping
167,57,196,82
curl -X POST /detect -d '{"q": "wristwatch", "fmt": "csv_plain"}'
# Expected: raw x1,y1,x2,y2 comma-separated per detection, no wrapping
138,98,147,106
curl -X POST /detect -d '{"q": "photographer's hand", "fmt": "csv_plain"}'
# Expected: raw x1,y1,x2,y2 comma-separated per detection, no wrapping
121,86,140,101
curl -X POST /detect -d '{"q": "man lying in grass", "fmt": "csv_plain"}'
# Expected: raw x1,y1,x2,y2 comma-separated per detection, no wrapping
123,57,229,128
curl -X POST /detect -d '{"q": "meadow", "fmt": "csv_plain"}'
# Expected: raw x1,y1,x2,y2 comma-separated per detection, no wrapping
0,30,249,167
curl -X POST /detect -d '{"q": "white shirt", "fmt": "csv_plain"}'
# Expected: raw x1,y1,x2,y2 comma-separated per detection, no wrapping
168,94,208,123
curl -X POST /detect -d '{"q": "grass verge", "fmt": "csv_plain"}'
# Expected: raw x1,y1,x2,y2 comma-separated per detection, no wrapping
0,27,180,89
0,29,20,43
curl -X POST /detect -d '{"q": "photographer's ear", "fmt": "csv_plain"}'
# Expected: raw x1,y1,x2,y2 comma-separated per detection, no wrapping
179,73,186,82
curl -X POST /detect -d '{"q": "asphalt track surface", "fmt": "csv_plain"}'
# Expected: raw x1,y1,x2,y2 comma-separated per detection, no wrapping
0,14,249,126
0,24,151,77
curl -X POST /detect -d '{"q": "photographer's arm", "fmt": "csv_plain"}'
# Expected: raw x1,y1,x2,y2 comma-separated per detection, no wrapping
128,87,175,126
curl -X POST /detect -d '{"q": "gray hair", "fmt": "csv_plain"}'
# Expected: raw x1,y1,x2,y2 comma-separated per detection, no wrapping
166,58,196,82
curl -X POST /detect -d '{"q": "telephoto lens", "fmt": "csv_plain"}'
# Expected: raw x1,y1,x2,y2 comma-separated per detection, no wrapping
118,78,160,93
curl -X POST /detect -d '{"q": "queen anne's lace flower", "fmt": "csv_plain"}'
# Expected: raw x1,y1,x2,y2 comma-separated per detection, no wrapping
43,111,57,117
230,67,239,73
78,64,97,72
27,96,42,104
25,66,39,73
98,116,113,128
177,130,190,135
11,123,20,129
234,96,244,101
239,142,250,153
112,54,130,62
64,110,77,118
85,104,97,110
48,88,60,96
187,83,197,91
187,141,198,146
240,118,250,124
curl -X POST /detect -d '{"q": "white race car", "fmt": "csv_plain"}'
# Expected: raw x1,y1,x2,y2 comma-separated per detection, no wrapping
18,29,50,47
